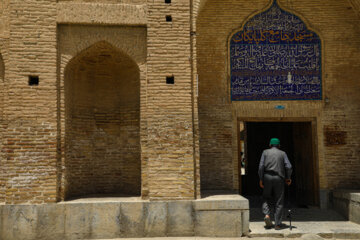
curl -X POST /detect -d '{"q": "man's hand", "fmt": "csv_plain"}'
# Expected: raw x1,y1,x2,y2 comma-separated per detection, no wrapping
285,179,292,186
259,180,264,188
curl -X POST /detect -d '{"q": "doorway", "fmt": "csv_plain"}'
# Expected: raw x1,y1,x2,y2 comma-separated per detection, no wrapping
239,120,319,207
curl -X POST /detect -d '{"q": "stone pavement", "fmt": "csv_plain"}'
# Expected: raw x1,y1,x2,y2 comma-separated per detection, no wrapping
92,237,353,240
248,208,360,239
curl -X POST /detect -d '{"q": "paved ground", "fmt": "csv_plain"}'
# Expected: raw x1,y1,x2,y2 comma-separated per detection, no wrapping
249,207,360,238
92,237,354,240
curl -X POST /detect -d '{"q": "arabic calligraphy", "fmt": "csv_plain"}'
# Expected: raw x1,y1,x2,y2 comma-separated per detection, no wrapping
230,0,322,101
231,30,319,44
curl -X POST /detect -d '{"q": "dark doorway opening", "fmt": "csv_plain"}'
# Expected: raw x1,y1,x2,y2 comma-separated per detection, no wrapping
239,121,319,208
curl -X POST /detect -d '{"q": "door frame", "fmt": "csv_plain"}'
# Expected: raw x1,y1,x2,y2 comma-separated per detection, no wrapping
237,117,320,206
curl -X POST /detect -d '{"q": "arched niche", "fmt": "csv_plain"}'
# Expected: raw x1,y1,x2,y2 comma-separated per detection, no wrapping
64,41,141,199
230,0,322,101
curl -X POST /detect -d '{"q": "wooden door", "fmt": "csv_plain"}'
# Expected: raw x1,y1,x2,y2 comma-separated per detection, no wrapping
293,122,318,206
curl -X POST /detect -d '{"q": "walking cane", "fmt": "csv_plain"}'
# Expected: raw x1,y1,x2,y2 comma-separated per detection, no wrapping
286,184,292,230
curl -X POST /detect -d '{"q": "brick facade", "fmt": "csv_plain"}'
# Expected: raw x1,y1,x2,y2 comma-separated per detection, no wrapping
196,0,360,192
0,0,359,204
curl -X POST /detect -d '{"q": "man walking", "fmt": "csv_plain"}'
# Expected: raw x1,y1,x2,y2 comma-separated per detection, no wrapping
258,138,292,230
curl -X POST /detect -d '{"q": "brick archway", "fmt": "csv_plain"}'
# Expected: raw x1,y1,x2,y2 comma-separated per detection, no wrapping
63,41,141,199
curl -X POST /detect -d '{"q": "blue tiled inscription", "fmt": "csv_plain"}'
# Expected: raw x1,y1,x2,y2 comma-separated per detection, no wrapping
230,1,321,101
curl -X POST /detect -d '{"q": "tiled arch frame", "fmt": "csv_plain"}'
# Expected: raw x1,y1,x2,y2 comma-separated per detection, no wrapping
228,0,323,101
57,25,147,201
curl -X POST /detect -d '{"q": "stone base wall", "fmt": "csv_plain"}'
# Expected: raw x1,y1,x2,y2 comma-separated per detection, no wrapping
0,195,249,239
333,190,360,224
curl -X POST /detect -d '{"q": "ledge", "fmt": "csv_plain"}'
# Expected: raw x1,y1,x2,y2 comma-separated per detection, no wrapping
333,190,360,203
194,194,249,210
333,189,360,225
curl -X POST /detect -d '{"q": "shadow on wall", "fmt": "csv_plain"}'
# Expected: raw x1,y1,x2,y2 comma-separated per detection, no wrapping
63,41,141,200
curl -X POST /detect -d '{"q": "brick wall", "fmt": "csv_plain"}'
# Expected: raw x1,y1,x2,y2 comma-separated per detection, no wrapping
57,25,147,200
0,0,10,205
146,0,196,200
58,0,145,4
349,0,360,18
196,0,360,192
0,53,4,203
0,0,359,204
3,0,57,204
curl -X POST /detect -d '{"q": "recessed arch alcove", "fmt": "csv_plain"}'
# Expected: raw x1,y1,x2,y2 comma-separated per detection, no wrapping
64,41,141,199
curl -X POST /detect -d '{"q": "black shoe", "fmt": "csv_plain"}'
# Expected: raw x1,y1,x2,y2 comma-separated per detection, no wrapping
274,224,287,230
264,217,273,228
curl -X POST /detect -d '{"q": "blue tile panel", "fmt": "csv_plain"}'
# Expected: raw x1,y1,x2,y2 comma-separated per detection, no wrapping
230,0,321,101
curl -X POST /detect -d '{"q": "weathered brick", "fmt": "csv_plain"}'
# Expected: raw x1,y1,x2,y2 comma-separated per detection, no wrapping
0,0,359,204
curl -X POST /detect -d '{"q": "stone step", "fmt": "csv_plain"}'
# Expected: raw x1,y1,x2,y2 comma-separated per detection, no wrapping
248,208,360,239
88,237,357,240
248,232,360,239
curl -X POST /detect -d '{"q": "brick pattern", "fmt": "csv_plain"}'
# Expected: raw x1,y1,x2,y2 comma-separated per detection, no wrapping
0,0,10,206
63,42,141,199
0,0,359,204
191,0,202,199
349,0,360,18
146,0,195,200
196,0,360,192
58,0,145,4
0,0,10,39
2,0,57,204
0,52,5,203
56,2,147,26
57,25,147,200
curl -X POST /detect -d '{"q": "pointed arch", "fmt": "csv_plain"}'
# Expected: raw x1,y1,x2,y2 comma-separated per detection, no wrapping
63,41,141,199
229,0,322,101
65,40,140,75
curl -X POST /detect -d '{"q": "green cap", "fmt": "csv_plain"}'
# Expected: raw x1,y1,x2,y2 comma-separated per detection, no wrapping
270,138,280,146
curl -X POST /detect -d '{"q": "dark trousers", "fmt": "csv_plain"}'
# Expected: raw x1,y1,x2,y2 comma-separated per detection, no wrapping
262,173,284,226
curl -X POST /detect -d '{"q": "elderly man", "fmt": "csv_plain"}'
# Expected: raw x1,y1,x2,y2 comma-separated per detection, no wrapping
258,138,292,230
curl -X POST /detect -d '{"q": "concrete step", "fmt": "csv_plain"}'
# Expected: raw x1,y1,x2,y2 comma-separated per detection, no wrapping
88,237,356,240
248,231,360,239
